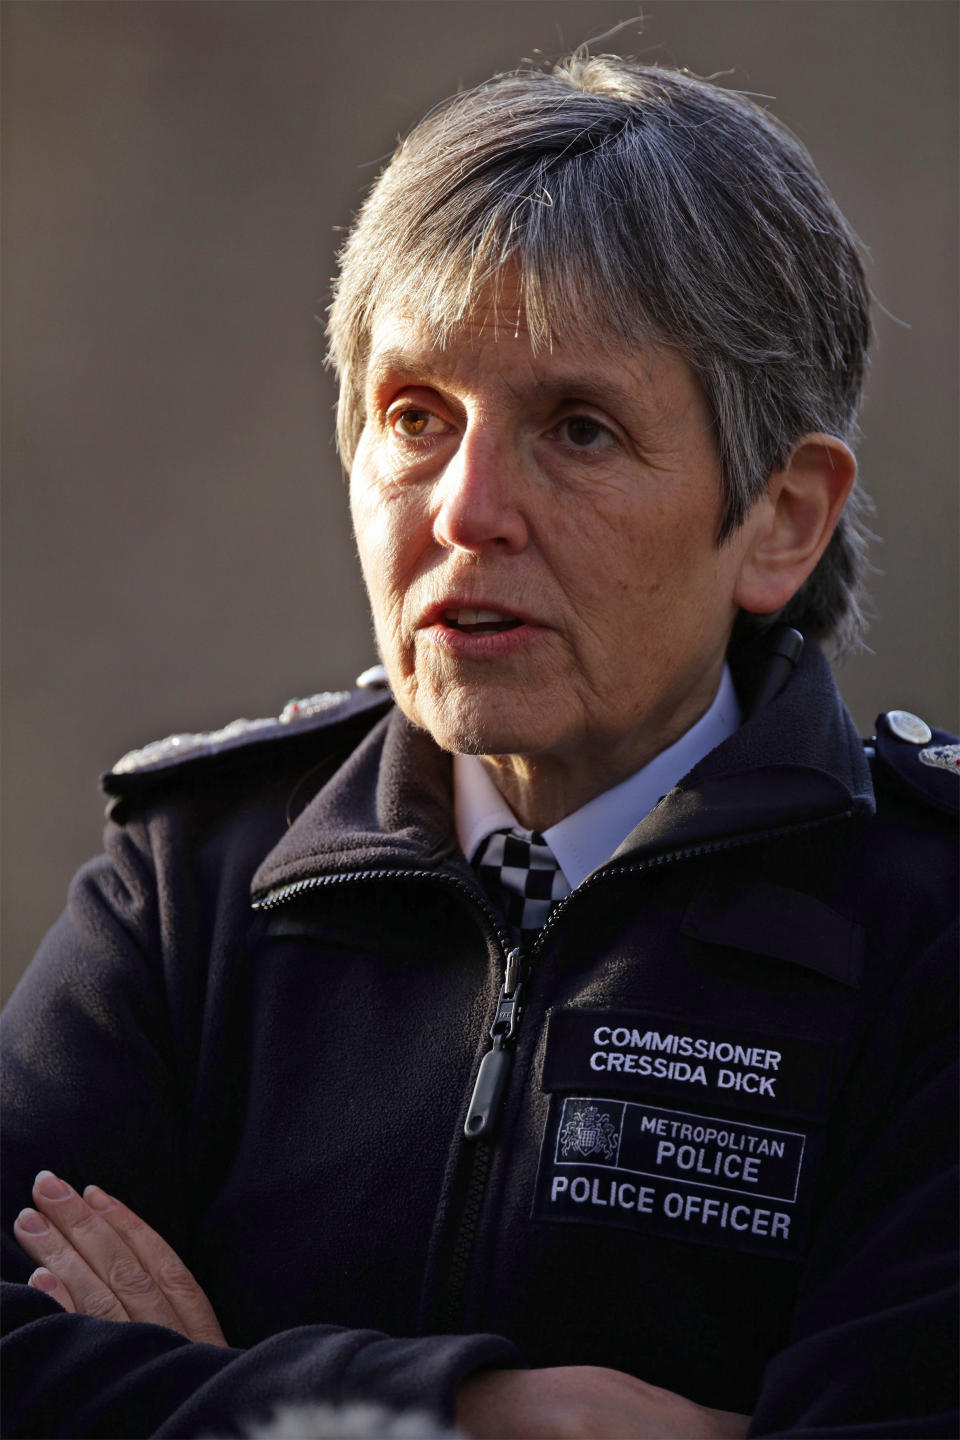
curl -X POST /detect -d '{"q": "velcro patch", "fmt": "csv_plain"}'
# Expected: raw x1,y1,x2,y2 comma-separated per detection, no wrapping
532,1094,816,1258
542,1008,835,1120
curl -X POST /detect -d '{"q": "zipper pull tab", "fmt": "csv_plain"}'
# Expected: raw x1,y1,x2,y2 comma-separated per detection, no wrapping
464,1042,512,1139
464,949,526,1141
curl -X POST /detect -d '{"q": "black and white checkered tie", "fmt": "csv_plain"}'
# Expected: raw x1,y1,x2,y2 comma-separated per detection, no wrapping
472,827,571,946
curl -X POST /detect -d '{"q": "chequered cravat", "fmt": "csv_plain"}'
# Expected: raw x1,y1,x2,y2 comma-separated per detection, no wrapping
472,827,572,947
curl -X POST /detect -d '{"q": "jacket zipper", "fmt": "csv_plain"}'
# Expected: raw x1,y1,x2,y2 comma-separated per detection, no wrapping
252,866,505,934
252,807,854,1331
464,946,525,1138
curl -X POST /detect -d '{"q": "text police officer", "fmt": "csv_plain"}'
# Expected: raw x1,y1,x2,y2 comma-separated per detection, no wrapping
3,53,957,1440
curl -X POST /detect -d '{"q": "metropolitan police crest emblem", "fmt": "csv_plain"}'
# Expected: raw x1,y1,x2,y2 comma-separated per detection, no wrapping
559,1103,621,1160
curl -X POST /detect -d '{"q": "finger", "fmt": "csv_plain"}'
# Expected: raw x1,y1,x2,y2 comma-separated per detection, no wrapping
14,1203,130,1323
83,1186,227,1346
28,1266,75,1313
29,1172,182,1332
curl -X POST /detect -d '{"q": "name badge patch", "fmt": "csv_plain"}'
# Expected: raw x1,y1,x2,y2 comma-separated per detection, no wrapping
532,1095,815,1257
542,1007,835,1119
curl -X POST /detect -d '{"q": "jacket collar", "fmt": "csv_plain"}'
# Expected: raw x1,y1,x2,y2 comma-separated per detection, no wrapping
250,637,874,904
615,635,875,862
251,707,462,901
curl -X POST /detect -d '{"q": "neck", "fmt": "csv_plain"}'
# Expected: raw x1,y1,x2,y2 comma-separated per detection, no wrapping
477,688,724,831
475,753,601,832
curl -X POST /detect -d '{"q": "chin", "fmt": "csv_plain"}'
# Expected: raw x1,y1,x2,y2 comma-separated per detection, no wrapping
410,682,552,759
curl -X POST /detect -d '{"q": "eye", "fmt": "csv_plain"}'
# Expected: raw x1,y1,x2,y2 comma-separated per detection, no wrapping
389,407,450,441
556,415,618,451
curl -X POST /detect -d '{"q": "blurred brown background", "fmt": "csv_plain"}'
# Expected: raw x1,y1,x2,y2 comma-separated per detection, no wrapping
2,0,957,1002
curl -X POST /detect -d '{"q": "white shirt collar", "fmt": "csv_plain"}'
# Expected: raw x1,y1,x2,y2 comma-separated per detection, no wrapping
453,664,742,890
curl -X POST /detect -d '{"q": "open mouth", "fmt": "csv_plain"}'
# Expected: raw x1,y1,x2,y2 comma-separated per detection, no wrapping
443,607,524,636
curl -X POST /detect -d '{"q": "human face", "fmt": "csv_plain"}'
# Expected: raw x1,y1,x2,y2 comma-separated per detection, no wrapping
349,307,755,817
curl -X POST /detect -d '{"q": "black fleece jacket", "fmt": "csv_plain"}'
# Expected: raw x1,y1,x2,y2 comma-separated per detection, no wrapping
2,639,956,1438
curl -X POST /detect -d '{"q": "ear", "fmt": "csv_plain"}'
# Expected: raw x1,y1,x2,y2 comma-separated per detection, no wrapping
734,434,857,616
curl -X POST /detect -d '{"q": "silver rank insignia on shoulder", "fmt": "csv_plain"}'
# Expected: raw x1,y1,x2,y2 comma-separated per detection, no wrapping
918,742,960,775
113,692,350,774
112,718,275,774
279,691,350,723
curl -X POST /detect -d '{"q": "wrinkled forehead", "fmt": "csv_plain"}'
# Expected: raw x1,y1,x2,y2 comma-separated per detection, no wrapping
374,239,662,345
362,301,662,396
362,263,659,378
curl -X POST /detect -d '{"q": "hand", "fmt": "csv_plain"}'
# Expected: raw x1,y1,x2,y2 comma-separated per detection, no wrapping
456,1365,750,1439
13,1170,227,1346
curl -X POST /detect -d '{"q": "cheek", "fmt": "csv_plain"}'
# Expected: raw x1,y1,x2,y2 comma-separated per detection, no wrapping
592,503,729,652
620,487,717,581
351,472,414,593
349,476,434,684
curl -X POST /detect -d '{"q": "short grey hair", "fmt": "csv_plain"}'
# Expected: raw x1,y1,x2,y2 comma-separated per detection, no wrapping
327,55,873,653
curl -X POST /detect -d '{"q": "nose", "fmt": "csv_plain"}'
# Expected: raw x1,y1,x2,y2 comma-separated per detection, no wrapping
432,427,529,555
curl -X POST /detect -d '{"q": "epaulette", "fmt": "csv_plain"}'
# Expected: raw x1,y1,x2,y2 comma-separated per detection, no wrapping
866,710,959,817
102,666,392,795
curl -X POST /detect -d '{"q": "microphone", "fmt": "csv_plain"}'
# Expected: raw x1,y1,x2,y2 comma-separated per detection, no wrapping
751,626,804,714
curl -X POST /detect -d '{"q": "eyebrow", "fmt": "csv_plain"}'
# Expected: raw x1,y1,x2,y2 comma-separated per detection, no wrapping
365,347,664,424
365,350,451,394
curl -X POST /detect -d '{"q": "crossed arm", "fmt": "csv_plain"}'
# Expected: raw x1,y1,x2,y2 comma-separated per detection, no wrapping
14,1170,750,1440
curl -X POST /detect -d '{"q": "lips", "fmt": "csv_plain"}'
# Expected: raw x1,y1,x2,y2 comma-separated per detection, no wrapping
420,597,536,631
416,597,548,659
442,607,523,635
